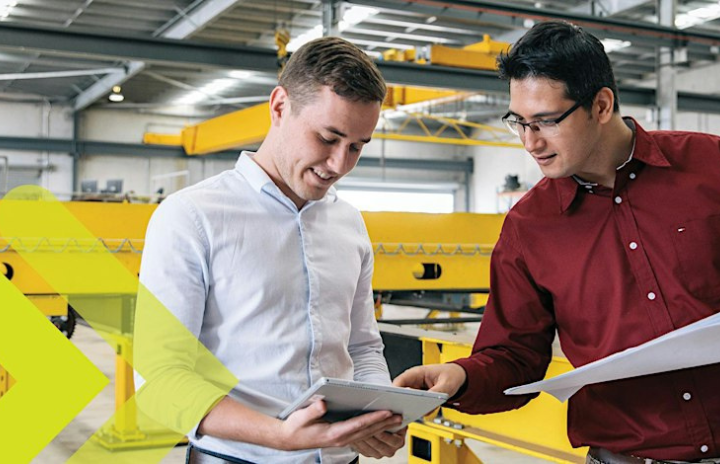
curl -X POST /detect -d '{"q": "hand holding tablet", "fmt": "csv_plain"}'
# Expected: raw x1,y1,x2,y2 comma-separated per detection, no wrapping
278,377,449,432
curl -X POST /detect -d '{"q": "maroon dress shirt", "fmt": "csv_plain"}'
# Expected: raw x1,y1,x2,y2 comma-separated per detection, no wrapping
452,119,720,460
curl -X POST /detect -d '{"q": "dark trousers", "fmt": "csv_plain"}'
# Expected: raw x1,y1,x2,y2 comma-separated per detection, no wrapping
187,444,360,464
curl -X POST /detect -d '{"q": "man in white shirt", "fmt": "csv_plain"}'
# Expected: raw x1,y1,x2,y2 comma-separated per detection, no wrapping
135,37,404,463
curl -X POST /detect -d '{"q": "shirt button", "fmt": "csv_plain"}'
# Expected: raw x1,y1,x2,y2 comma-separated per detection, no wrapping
614,196,622,204
629,173,636,180
701,445,709,453
647,292,656,300
629,242,638,250
682,392,692,401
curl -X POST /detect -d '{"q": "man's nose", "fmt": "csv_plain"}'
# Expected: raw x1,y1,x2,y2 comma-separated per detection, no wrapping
327,145,350,173
521,128,545,153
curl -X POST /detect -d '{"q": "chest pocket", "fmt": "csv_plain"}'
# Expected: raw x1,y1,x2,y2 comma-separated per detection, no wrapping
671,214,720,303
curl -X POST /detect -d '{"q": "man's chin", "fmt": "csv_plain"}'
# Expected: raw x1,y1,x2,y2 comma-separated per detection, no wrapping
297,186,331,202
539,168,567,179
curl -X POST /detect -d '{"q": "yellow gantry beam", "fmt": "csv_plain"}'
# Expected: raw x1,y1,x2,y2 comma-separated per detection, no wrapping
142,103,271,155
143,100,521,154
364,212,503,291
385,86,461,107
374,133,522,148
182,102,270,155
142,35,515,155
383,34,510,71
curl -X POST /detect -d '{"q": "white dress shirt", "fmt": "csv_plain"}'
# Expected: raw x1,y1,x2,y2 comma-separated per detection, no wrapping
138,152,390,463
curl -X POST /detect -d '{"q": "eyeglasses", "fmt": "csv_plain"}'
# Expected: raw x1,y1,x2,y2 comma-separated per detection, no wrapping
502,94,594,138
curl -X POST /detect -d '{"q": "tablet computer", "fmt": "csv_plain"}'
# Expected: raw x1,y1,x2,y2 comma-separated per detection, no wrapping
277,377,448,431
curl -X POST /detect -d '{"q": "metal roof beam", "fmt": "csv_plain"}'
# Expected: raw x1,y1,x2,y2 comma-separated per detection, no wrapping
159,0,242,39
1,23,719,113
571,0,651,17
0,23,278,73
70,0,242,111
0,136,472,172
348,0,720,48
492,0,655,43
73,61,145,111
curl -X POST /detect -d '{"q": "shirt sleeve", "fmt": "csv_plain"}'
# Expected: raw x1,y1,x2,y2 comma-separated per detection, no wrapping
133,194,234,437
450,215,555,414
348,216,392,386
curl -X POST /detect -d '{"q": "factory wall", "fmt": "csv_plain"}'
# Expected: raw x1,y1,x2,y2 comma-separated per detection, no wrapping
0,100,74,199
0,103,471,209
78,108,218,196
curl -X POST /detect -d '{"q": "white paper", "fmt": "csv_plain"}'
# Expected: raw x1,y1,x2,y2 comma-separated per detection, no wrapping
504,312,720,402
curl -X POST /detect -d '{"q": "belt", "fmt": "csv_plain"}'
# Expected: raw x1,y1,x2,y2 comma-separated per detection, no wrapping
588,447,720,464
186,445,360,464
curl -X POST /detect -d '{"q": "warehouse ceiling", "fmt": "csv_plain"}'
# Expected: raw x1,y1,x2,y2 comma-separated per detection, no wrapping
0,0,719,120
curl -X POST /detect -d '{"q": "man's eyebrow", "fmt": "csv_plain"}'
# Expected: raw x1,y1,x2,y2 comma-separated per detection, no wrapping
326,127,347,137
506,109,564,120
326,126,371,144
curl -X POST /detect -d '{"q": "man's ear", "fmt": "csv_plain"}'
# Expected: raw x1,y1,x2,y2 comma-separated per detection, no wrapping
595,87,615,124
269,86,290,126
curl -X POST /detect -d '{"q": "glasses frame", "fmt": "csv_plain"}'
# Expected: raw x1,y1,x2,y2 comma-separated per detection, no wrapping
502,93,595,137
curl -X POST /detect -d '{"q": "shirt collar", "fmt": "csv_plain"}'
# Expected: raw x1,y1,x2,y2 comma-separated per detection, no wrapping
235,151,274,193
234,151,338,208
628,117,672,168
555,117,671,214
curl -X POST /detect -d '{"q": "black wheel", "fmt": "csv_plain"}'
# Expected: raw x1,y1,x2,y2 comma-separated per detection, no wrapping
49,306,76,339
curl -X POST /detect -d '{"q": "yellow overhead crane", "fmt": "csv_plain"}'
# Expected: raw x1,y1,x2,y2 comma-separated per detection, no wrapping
143,34,522,155
1,200,584,462
142,88,521,155
382,34,509,71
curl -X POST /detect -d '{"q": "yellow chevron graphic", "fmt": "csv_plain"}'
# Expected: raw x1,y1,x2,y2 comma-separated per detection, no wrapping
0,186,237,462
0,276,108,462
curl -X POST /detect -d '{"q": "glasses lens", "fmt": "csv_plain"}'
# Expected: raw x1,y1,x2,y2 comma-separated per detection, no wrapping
504,119,519,136
540,122,561,137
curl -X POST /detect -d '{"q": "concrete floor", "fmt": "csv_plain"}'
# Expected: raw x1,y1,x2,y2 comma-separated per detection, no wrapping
35,311,553,464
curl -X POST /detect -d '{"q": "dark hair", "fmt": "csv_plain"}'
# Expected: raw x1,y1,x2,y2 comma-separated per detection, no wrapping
497,21,620,112
278,36,386,111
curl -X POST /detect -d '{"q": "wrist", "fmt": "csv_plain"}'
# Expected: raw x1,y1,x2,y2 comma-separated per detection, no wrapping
274,419,294,451
447,362,469,400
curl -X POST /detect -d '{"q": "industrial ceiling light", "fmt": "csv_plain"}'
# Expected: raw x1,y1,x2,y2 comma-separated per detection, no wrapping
676,2,720,29
0,0,18,19
108,85,124,102
174,78,236,105
229,70,251,79
601,38,632,53
287,6,379,52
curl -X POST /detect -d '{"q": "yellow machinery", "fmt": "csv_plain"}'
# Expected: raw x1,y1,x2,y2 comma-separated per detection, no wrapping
366,212,586,463
141,34,519,156
390,328,585,464
142,89,521,155
1,202,584,462
382,34,509,71
0,202,170,450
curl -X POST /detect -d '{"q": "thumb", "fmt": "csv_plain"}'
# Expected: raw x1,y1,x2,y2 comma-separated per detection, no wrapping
428,377,459,396
303,399,327,421
428,383,446,393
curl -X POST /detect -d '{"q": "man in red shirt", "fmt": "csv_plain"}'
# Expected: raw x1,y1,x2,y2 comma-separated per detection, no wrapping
394,20,720,464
